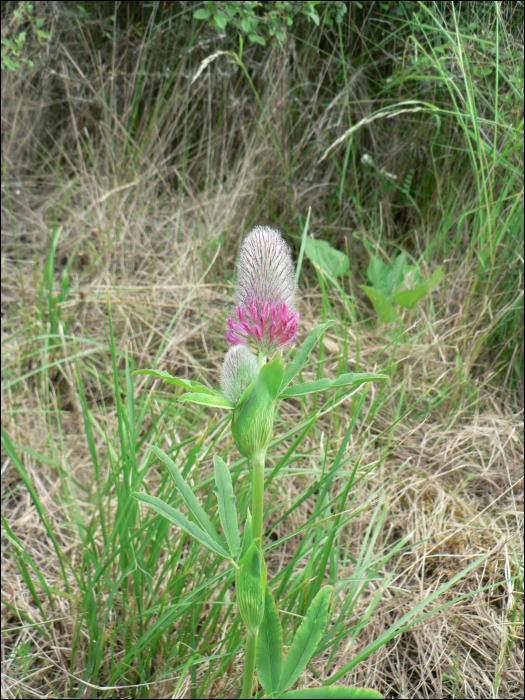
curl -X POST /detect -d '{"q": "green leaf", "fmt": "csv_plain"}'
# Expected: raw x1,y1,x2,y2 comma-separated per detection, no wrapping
279,372,387,398
257,586,283,697
428,265,443,288
194,8,212,19
213,12,228,30
132,492,229,559
304,237,349,278
178,392,235,410
278,586,333,694
214,456,240,559
367,253,407,298
279,321,335,394
281,687,383,699
249,34,266,45
149,445,227,552
359,287,399,323
392,265,443,310
132,368,219,395
240,509,253,560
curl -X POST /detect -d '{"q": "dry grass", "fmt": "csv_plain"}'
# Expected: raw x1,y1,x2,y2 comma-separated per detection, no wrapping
2,2,523,698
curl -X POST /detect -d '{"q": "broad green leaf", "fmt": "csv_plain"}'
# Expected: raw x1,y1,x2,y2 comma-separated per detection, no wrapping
240,509,253,560
281,687,383,699
178,392,234,410
214,455,240,559
304,237,349,278
392,283,431,310
257,586,283,697
392,265,443,310
149,445,226,551
132,492,229,559
367,253,407,298
279,321,335,394
359,286,399,323
279,372,387,398
132,369,218,396
278,586,333,694
194,8,211,19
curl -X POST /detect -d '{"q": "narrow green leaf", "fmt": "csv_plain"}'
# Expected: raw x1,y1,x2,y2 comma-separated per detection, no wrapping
278,586,333,694
359,286,399,323
279,378,332,398
148,445,226,551
214,455,240,559
279,372,388,398
132,492,229,559
132,369,219,395
240,509,253,560
257,586,283,697
279,322,335,394
330,372,388,389
281,687,383,699
178,392,234,409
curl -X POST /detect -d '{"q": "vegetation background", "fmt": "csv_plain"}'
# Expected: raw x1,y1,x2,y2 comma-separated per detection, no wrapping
1,1,523,698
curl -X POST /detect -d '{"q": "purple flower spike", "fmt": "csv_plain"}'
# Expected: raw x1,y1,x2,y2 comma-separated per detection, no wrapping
226,226,300,355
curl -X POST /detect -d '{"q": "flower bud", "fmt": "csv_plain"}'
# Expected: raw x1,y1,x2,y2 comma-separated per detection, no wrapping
231,353,284,461
220,345,259,406
236,540,267,635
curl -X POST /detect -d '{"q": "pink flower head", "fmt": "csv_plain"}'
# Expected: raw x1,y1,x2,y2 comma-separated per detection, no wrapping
226,226,300,354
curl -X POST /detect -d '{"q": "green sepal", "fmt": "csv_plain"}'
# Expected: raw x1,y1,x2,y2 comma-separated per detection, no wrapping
232,354,284,460
236,540,267,635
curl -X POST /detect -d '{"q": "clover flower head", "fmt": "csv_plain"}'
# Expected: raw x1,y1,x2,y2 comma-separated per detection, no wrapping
226,226,300,354
220,345,259,406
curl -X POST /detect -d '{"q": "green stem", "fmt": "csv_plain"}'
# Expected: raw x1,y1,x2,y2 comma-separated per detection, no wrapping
251,457,265,547
241,631,257,699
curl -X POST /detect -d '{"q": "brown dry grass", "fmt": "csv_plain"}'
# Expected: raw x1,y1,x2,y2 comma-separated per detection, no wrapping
2,3,523,698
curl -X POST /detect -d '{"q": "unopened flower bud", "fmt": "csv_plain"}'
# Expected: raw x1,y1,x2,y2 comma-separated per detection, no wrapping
236,540,267,635
220,345,259,406
232,353,284,461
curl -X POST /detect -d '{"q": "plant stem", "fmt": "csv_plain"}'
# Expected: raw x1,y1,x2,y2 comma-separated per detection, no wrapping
251,457,265,547
241,631,257,699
